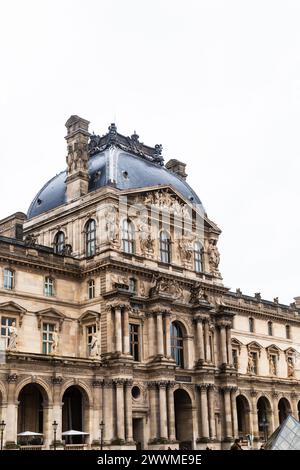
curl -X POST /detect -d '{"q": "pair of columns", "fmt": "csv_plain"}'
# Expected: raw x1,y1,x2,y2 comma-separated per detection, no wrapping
222,386,238,440
198,384,216,440
195,315,212,363
148,381,176,440
103,379,133,442
148,311,171,358
218,321,233,366
107,303,130,355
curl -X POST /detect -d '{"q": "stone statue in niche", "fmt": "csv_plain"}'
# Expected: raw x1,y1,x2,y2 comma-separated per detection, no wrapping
105,205,119,244
247,352,254,374
51,327,59,355
7,321,18,351
207,238,221,277
287,357,295,378
89,333,100,358
137,215,154,255
178,235,194,264
269,355,276,375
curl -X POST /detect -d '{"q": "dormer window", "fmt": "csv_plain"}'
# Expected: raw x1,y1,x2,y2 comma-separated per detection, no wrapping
85,219,96,257
4,269,14,290
44,277,54,297
54,231,65,255
160,230,171,264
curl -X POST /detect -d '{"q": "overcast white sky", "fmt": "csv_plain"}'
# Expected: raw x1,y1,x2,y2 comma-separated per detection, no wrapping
0,0,300,304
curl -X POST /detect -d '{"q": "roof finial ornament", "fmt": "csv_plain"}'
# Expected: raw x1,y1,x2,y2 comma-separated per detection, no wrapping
108,123,117,143
131,130,139,142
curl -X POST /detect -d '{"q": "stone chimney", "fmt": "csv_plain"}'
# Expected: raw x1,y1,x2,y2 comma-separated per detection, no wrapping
65,115,90,201
165,159,187,180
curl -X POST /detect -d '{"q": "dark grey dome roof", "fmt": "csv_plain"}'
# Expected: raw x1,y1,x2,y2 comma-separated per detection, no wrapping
28,134,202,219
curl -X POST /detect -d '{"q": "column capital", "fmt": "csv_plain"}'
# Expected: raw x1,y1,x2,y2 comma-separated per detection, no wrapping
125,379,134,387
250,389,258,398
157,381,169,388
103,379,114,388
113,378,126,386
92,379,104,388
147,381,157,390
221,386,232,393
106,300,131,311
167,381,176,389
217,320,232,328
197,383,209,391
291,392,298,399
272,391,279,398
207,384,216,391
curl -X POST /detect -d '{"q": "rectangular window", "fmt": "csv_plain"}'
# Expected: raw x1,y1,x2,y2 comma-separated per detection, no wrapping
86,324,96,356
44,277,54,297
129,323,140,361
232,349,239,369
4,269,14,289
1,317,15,348
42,323,54,354
88,280,95,299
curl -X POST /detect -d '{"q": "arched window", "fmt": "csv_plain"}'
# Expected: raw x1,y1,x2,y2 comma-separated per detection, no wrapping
122,219,135,254
85,219,96,257
268,321,273,336
194,241,203,273
249,317,254,333
170,322,184,367
4,268,14,289
286,325,291,340
160,231,171,263
54,231,65,254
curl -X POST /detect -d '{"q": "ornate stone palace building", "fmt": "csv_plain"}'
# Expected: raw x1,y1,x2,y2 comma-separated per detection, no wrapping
0,115,299,450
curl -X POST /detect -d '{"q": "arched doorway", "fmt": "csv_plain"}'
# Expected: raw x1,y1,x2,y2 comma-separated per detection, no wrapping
257,396,272,441
174,389,193,449
62,386,89,444
236,395,251,438
18,384,46,445
278,398,291,425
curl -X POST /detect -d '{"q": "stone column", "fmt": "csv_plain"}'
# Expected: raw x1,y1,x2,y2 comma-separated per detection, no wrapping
199,385,209,439
204,321,211,362
223,387,233,439
92,380,103,444
219,325,227,365
106,307,112,354
272,392,279,431
291,392,299,420
43,405,53,449
148,383,158,439
167,382,176,441
226,327,233,366
158,382,168,439
125,380,133,442
52,376,63,445
115,380,125,440
230,387,238,439
147,314,155,358
115,306,122,354
103,380,113,442
5,374,18,445
195,317,205,363
208,385,216,440
250,390,259,439
164,313,171,358
123,307,130,355
156,313,164,357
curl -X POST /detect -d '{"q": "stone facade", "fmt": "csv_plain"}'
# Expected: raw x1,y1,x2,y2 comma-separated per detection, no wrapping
0,116,299,449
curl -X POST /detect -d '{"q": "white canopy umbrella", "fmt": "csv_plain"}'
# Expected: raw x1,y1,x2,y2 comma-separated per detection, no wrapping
17,431,43,436
62,430,89,436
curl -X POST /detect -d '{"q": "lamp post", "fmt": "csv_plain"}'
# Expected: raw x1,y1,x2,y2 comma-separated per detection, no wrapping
0,420,5,450
99,421,105,450
52,420,58,451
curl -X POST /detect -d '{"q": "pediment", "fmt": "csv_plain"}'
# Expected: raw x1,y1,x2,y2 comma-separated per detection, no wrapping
266,344,281,356
231,338,243,352
247,341,262,350
0,301,26,325
285,347,297,357
78,310,100,324
35,308,66,331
